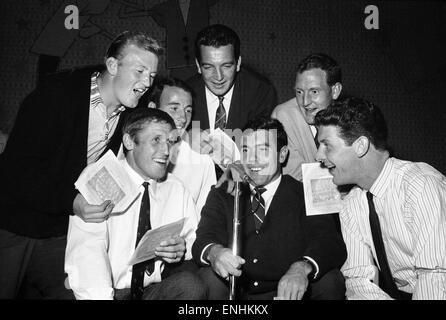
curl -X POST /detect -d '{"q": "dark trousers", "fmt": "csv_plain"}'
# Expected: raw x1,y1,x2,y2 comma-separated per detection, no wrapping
0,228,74,299
198,267,346,300
114,260,208,300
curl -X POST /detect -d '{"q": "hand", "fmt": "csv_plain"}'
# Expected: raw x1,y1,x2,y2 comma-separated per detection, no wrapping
73,193,114,223
155,236,186,264
208,245,245,280
215,168,236,196
188,128,214,155
277,261,312,300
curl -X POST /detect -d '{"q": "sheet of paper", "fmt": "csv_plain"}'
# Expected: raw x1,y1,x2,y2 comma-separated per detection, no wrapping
302,162,342,215
128,218,187,266
74,150,140,214
208,128,241,167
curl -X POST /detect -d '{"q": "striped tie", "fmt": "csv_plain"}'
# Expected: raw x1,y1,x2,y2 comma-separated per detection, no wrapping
214,96,226,130
252,187,266,232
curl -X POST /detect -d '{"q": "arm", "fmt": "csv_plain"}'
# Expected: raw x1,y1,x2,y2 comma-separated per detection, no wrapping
3,82,78,215
411,175,446,300
250,81,277,120
192,186,244,278
65,215,113,300
196,155,217,214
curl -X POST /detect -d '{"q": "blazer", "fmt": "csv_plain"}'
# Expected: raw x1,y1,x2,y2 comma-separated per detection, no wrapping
187,67,277,130
272,98,317,182
192,175,346,295
0,65,104,238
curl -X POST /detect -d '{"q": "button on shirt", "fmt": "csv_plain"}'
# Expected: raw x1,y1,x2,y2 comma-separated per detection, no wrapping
341,157,446,300
65,159,199,300
87,72,125,164
205,85,234,133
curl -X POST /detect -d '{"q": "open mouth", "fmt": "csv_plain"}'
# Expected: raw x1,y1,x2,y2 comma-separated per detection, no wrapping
153,158,168,166
247,164,268,173
133,87,147,98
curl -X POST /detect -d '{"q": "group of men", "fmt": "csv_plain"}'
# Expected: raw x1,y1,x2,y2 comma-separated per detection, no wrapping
0,24,444,300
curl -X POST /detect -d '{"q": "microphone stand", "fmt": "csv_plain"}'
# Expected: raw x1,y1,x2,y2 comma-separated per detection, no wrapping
229,179,241,300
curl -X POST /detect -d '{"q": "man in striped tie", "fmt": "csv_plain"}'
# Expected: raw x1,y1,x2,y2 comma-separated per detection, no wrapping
315,97,446,300
193,116,347,300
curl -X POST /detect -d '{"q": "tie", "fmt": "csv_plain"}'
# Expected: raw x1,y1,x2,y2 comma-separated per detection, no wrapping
367,191,401,299
252,187,266,232
214,96,226,130
130,182,154,300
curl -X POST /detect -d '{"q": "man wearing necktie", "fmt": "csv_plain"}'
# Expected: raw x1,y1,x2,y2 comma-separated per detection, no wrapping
187,24,277,179
65,108,207,300
192,116,346,300
315,97,446,300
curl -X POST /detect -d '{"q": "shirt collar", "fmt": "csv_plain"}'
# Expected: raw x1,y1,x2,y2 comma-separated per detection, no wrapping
122,158,156,191
90,72,125,118
249,174,282,199
369,157,394,199
205,84,235,104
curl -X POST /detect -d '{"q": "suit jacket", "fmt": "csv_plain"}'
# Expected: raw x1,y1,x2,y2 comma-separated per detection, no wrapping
192,175,346,295
187,68,277,130
272,98,317,181
0,65,105,238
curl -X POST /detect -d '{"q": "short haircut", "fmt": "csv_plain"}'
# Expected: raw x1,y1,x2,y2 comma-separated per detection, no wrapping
122,108,176,145
314,97,389,151
195,24,240,63
148,76,195,107
105,31,164,63
243,116,288,152
296,53,342,86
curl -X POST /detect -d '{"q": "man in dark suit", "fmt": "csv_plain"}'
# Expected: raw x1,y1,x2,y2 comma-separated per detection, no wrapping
0,31,163,299
187,24,276,131
192,116,347,300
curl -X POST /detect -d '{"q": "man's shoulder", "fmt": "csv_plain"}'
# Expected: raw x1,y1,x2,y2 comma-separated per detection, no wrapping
279,174,304,194
272,98,298,116
237,67,273,88
41,65,103,85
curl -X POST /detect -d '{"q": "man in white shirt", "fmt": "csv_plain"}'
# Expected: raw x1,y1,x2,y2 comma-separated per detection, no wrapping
272,53,342,182
65,108,207,300
147,76,216,214
314,97,446,300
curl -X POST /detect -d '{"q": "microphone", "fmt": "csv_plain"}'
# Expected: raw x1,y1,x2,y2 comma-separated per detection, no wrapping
225,161,256,186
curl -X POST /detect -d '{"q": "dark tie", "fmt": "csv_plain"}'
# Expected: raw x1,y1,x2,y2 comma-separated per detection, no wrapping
214,96,226,130
252,187,267,232
130,182,154,300
367,191,402,299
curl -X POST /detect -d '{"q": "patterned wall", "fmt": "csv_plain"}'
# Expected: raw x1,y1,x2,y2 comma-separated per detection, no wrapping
0,0,445,173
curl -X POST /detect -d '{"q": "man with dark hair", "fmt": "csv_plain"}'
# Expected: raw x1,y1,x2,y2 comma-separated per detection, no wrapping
192,116,346,300
314,97,446,300
147,76,216,213
0,31,162,299
272,53,342,181
187,24,277,133
65,108,207,300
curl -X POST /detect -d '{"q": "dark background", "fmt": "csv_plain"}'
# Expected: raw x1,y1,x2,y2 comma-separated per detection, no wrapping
0,0,445,173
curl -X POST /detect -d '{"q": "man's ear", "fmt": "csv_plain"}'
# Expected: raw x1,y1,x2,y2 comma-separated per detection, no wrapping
148,101,156,109
236,56,242,72
354,136,369,158
195,58,202,74
279,145,289,164
123,133,135,151
106,56,118,77
331,82,343,100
